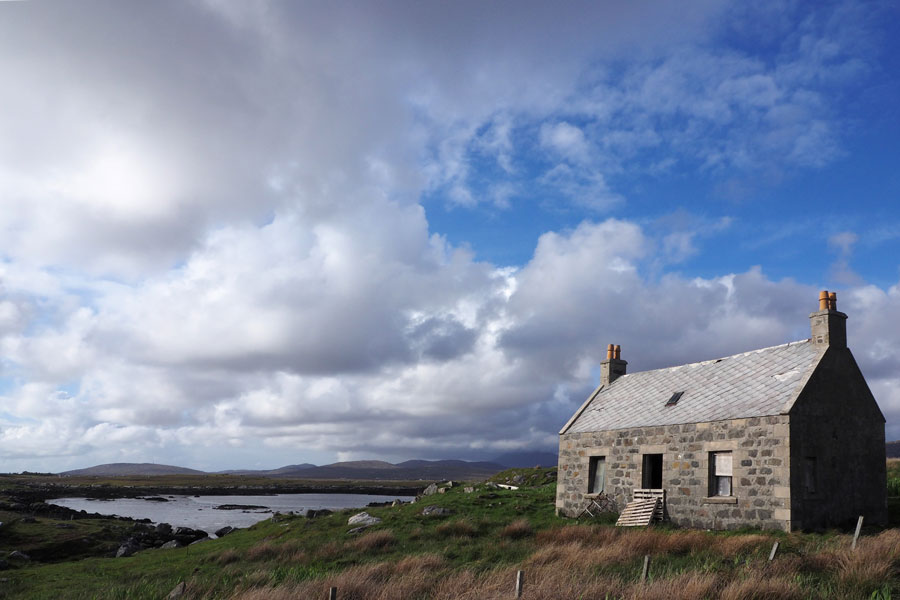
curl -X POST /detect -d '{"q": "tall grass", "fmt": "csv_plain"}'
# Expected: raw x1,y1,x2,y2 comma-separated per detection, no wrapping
887,478,900,497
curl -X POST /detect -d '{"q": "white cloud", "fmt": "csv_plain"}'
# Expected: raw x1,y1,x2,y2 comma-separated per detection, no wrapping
540,122,590,162
0,2,896,471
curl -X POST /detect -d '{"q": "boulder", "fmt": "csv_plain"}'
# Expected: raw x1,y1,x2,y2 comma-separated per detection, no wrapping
116,540,140,558
347,526,370,535
160,540,182,549
421,505,452,517
347,512,381,527
214,526,235,538
306,509,332,519
173,526,207,545
189,537,211,546
155,523,173,536
7,551,29,561
421,483,439,496
464,487,475,493
167,582,187,599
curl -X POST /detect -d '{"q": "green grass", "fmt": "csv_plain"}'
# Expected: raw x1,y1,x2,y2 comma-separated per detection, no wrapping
1,467,899,599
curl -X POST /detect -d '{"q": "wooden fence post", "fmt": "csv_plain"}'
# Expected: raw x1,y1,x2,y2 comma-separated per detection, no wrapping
641,555,651,582
768,541,779,561
329,586,337,600
515,570,524,598
852,516,864,550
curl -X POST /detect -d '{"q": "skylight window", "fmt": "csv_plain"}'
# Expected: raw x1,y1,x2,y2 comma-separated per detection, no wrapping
665,391,684,407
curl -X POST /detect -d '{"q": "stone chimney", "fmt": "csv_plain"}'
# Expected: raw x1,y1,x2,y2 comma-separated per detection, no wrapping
600,343,627,386
810,290,847,348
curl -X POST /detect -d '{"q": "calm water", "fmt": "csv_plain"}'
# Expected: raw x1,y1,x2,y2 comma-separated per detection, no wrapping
49,493,414,535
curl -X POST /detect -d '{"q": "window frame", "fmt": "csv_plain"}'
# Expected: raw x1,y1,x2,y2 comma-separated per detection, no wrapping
587,455,606,495
708,451,733,497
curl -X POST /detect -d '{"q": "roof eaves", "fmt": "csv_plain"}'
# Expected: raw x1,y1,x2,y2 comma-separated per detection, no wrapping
559,383,604,435
779,342,826,414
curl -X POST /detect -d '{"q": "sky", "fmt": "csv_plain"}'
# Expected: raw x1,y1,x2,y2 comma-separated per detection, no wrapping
1,0,900,472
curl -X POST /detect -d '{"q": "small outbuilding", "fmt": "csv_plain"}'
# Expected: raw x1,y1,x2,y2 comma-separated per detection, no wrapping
556,291,887,531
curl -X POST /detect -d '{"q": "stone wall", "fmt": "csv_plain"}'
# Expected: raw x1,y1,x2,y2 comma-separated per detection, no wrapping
556,415,792,531
789,347,887,529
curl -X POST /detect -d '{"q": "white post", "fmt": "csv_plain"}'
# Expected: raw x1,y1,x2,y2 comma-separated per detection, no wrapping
515,570,524,598
852,516,864,550
641,555,651,582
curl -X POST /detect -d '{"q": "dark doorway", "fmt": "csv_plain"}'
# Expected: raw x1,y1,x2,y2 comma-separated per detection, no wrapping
642,454,663,489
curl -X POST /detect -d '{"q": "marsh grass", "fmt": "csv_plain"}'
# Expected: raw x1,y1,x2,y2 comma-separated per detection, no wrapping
5,467,900,599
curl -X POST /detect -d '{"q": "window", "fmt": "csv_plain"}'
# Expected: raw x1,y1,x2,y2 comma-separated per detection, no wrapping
709,452,732,497
665,391,684,407
588,456,606,494
642,454,663,489
804,457,817,494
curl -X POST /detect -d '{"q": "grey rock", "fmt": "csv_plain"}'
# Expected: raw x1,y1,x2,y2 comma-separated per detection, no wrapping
7,551,29,561
116,541,140,558
189,537,211,546
160,540,182,549
421,483,439,496
155,523,173,536
422,505,452,517
347,512,381,527
306,509,332,519
347,526,370,535
464,487,475,493
214,526,235,538
167,582,187,599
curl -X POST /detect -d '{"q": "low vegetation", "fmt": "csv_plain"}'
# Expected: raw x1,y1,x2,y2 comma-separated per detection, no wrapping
0,467,898,599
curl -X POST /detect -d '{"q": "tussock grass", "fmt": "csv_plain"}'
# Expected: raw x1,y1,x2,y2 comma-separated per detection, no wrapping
718,576,803,600
7,467,900,600
348,530,396,552
215,548,240,565
435,519,477,538
498,518,532,540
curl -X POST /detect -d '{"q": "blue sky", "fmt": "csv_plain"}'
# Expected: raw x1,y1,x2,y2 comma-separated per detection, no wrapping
1,0,899,472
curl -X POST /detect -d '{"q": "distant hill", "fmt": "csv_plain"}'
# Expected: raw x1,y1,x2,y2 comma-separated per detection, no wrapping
490,451,558,468
217,463,316,476
60,463,206,477
58,459,506,481
887,441,900,458
270,459,504,481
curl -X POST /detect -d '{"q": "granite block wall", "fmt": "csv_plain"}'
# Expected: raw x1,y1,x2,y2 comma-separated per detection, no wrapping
556,415,792,531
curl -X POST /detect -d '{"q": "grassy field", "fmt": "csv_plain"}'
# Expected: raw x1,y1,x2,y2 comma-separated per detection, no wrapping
0,467,898,599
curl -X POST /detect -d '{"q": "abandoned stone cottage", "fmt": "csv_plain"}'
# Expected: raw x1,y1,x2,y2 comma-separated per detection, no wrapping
556,291,887,531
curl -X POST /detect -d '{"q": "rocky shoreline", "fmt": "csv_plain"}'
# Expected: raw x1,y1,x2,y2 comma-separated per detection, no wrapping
8,482,425,504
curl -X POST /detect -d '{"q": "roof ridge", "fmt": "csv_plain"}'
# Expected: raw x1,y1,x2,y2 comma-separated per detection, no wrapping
616,338,811,379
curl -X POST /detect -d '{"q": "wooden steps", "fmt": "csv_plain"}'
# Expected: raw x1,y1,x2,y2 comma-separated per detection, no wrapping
615,498,660,526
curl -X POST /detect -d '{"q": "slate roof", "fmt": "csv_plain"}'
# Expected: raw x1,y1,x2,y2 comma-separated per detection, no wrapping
564,340,823,434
